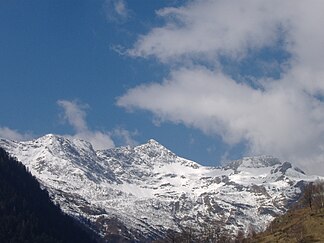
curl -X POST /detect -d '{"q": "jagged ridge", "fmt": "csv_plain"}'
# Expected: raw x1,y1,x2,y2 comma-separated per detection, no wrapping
0,134,322,241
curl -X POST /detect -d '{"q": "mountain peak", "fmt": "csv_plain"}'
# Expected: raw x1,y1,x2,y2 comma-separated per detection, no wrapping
224,155,282,170
137,138,168,150
36,133,63,143
131,138,177,162
241,155,282,167
36,134,94,150
147,138,160,145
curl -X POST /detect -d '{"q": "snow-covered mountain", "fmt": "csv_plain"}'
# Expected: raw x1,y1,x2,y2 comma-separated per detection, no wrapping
0,134,321,241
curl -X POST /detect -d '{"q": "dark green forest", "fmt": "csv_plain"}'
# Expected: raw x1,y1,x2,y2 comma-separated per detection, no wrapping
0,147,96,243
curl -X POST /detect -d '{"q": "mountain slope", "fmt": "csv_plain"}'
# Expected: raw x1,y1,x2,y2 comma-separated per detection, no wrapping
250,207,324,243
0,135,322,241
0,147,96,243
249,181,324,243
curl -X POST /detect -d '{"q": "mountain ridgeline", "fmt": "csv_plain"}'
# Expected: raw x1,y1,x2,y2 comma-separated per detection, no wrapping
0,148,96,243
0,134,322,242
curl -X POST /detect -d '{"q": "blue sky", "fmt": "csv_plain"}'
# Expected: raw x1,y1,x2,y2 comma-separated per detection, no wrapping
1,0,324,174
0,0,232,165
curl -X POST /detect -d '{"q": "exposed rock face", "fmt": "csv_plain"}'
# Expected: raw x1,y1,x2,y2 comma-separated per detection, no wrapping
0,135,321,241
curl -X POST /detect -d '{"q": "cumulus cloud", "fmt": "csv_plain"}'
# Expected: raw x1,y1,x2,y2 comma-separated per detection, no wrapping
57,100,138,150
103,0,130,23
118,68,324,170
118,0,324,174
112,127,139,147
0,126,33,141
57,100,115,150
57,100,88,132
128,0,301,64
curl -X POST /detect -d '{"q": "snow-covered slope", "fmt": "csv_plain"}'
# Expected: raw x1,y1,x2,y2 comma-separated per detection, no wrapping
0,135,321,241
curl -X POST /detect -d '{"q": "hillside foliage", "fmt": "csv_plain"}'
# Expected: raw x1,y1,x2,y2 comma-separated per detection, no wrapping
249,180,324,243
0,147,96,243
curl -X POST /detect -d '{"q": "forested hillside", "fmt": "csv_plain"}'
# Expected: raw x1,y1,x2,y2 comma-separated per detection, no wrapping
0,147,96,243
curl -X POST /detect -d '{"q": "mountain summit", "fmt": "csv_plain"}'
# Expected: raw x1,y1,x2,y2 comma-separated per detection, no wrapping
0,135,321,242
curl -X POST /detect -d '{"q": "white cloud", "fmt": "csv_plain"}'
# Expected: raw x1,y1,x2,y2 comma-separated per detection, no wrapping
57,100,88,132
118,68,324,161
112,127,139,147
67,130,115,151
57,100,115,150
129,0,284,63
103,0,130,23
57,100,138,150
118,0,324,175
0,126,33,141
